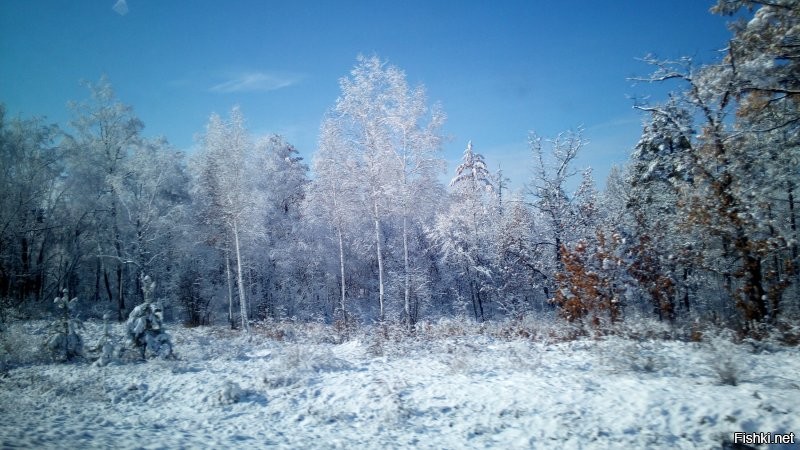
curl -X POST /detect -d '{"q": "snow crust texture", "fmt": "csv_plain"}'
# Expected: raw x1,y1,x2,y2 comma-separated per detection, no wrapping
1,324,798,449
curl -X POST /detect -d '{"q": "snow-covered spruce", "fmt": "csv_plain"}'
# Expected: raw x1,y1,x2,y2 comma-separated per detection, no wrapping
92,312,118,367
45,289,83,362
126,275,173,359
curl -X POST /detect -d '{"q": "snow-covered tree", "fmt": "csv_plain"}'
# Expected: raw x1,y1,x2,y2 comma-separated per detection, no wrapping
303,118,362,324
2,78,190,325
528,128,595,272
110,137,189,305
552,232,624,329
93,312,117,367
627,0,800,326
63,75,144,320
250,134,309,320
496,196,548,315
432,141,498,321
46,289,83,362
324,55,447,325
0,106,64,305
526,128,598,313
193,107,259,332
382,67,446,327
126,274,172,359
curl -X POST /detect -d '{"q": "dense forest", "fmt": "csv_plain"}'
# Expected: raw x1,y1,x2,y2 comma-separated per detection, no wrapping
1,0,797,337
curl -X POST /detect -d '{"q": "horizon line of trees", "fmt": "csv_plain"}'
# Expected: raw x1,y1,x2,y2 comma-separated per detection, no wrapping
1,0,797,335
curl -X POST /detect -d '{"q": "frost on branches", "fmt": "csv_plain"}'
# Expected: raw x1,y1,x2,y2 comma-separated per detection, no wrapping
126,275,173,359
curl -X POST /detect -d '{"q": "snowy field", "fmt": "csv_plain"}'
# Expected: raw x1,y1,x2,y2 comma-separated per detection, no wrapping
1,321,799,449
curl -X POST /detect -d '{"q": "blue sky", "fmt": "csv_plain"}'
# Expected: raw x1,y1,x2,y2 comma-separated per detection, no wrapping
0,1,736,191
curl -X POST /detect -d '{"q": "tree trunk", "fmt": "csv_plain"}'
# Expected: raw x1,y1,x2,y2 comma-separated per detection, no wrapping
104,270,114,307
554,233,563,270
232,221,249,332
402,215,411,329
136,219,146,304
476,286,485,322
116,262,123,321
111,194,125,321
372,200,385,322
682,267,691,312
35,231,47,302
468,274,479,321
740,242,767,322
788,181,798,280
95,258,101,304
225,248,234,329
337,226,347,324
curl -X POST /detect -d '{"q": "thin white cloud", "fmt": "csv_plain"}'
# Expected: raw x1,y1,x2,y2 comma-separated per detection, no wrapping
210,71,302,94
112,0,129,16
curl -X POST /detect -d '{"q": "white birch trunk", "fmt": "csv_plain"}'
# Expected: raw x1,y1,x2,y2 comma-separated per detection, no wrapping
403,214,411,328
225,248,234,328
232,220,249,332
373,199,385,321
337,226,347,322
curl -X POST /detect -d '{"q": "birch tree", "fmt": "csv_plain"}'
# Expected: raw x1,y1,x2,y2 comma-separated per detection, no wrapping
382,63,446,327
194,107,257,332
303,118,361,323
327,55,446,324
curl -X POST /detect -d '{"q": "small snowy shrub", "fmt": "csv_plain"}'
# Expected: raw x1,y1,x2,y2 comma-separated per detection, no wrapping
444,347,470,374
333,314,357,343
374,376,411,421
0,324,36,373
760,318,800,348
126,275,173,359
45,289,84,362
1,321,47,367
93,312,118,367
610,317,675,341
263,344,351,388
607,338,664,374
176,267,212,327
367,334,385,357
216,381,244,404
0,297,11,331
706,330,742,386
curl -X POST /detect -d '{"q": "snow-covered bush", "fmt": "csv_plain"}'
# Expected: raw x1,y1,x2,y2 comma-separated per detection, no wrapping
604,338,666,374
607,317,676,341
706,330,743,386
176,267,212,327
126,275,173,359
45,289,83,362
263,344,351,388
0,297,11,332
1,321,48,368
759,318,800,349
93,312,118,367
216,381,244,405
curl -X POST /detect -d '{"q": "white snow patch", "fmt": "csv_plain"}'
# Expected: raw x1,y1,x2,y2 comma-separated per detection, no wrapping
0,324,798,448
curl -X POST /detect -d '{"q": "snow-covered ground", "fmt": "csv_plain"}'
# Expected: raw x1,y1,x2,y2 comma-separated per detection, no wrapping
1,321,798,449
